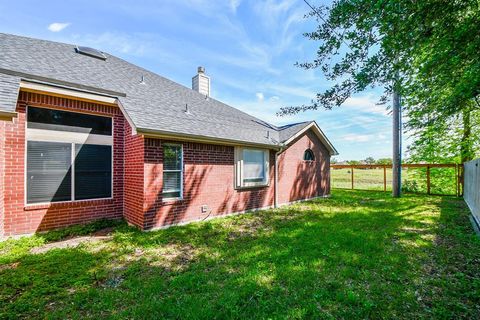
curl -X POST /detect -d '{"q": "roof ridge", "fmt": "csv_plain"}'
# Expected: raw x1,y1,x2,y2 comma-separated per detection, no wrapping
277,121,311,130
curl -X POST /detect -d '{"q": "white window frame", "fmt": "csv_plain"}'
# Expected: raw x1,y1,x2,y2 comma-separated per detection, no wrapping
234,147,270,189
162,143,183,201
24,105,114,205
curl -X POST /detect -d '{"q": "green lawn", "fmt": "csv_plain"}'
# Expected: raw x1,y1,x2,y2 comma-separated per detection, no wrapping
1,190,479,319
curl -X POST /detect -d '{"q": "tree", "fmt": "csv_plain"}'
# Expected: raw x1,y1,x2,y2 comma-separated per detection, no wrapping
280,0,480,163
376,158,392,165
364,157,376,164
407,110,480,163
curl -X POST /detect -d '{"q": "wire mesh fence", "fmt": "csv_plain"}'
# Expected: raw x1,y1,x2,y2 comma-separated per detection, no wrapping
331,164,462,196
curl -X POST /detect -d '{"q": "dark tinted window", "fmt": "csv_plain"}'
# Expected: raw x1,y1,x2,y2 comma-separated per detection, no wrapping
303,149,315,161
27,141,72,203
74,144,112,200
27,106,112,136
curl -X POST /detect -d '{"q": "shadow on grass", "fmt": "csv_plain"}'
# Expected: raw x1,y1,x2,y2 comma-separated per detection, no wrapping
1,190,479,319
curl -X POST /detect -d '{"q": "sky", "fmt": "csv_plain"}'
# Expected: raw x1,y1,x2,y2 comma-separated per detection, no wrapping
0,0,408,161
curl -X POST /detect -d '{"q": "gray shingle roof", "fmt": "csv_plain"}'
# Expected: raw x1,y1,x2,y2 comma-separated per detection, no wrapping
277,121,312,143
0,33,336,153
0,73,20,114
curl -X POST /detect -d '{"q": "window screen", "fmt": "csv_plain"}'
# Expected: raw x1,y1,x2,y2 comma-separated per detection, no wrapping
163,145,182,199
74,145,112,200
27,106,112,135
243,149,265,183
27,141,72,203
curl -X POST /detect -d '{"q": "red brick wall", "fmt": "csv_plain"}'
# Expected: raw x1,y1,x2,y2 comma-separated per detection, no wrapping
0,91,331,235
143,139,275,229
277,129,331,204
1,91,125,236
0,120,4,237
123,120,145,228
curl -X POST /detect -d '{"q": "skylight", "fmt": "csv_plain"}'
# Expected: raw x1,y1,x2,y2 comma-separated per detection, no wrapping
75,45,106,60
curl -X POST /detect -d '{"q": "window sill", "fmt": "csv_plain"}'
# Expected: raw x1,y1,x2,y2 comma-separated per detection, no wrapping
24,197,114,210
235,183,270,190
161,197,184,204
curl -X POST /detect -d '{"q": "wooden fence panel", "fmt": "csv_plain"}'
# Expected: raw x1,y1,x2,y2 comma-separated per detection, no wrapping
331,163,462,196
464,159,480,226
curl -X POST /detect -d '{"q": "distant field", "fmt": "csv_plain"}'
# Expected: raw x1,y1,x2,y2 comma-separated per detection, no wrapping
331,167,458,195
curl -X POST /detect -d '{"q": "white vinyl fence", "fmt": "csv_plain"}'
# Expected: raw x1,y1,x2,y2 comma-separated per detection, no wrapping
464,158,480,226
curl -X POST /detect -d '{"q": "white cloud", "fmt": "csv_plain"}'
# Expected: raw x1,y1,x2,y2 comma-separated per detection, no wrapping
47,22,70,32
229,0,241,13
341,134,373,142
340,132,389,143
255,92,265,102
269,96,280,102
343,95,389,116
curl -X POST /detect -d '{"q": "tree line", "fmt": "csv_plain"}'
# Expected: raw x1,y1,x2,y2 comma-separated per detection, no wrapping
331,157,392,165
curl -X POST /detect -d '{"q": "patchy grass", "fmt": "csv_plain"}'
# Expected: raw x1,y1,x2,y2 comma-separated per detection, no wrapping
1,190,479,319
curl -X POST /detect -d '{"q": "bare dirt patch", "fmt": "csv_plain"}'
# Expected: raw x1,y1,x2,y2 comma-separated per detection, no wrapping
30,227,115,254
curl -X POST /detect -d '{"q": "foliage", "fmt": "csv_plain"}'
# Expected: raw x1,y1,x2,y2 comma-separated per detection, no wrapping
280,0,479,113
376,158,392,165
1,190,479,319
407,109,480,163
402,180,419,193
280,0,480,162
364,156,376,164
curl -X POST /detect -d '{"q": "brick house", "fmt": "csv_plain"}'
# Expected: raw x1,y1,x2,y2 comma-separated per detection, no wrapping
0,33,337,237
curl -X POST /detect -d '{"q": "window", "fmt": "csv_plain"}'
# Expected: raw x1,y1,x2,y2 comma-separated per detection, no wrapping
235,147,269,188
27,141,72,203
74,144,112,200
26,106,112,204
303,149,315,161
162,144,183,199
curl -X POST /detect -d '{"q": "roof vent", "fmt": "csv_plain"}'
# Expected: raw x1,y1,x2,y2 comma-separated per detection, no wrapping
75,45,106,60
184,103,191,115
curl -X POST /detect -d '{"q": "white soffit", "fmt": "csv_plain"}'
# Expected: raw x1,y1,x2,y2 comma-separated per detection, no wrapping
19,80,117,105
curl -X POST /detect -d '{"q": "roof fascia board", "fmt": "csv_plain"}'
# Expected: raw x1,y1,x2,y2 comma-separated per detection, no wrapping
137,128,280,150
0,110,17,121
116,99,137,135
283,122,339,155
20,80,118,106
0,68,126,97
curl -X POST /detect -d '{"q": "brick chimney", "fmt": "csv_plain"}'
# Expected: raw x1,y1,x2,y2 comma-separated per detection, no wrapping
192,66,210,96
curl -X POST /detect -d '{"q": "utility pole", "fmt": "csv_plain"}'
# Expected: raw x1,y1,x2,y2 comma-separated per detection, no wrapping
392,89,402,197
